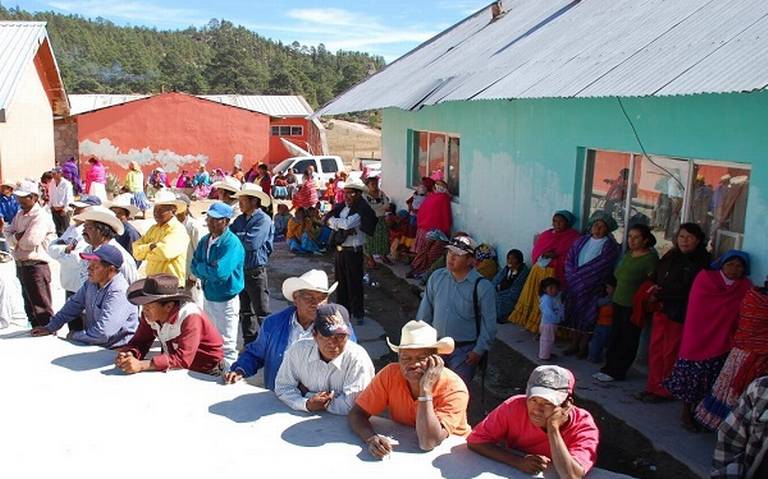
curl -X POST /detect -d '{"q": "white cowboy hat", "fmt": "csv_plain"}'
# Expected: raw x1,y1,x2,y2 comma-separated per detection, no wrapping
153,190,187,213
211,176,242,194
12,180,39,197
343,177,368,192
282,269,338,302
386,320,455,355
105,193,140,218
74,206,125,236
236,182,271,206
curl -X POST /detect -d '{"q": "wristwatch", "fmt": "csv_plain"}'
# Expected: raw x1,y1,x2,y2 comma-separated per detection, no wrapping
417,395,433,402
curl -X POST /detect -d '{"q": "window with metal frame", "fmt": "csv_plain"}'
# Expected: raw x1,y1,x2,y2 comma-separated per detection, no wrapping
583,149,751,256
410,130,460,197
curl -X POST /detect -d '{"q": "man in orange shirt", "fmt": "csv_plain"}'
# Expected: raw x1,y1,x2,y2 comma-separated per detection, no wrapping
348,320,469,458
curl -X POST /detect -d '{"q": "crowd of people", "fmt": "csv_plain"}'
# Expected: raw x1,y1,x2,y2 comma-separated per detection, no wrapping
1,158,767,478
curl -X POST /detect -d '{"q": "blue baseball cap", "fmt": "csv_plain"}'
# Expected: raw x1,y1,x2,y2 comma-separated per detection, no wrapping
206,202,234,219
80,244,124,269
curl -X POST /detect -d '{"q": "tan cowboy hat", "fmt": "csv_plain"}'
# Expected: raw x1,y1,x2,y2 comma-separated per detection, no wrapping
386,320,455,355
282,269,338,302
343,177,368,193
211,176,242,194
127,274,192,306
236,182,272,207
74,206,125,236
153,189,187,213
105,193,140,218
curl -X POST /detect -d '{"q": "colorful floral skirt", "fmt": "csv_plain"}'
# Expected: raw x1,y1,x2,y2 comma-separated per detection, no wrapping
695,348,768,430
663,354,728,404
507,264,554,332
365,218,390,256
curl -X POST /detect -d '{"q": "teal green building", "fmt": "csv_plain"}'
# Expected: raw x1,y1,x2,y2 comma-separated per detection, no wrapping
319,0,768,280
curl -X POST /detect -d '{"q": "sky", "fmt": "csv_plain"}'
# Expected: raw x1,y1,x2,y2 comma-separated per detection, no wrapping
7,0,491,61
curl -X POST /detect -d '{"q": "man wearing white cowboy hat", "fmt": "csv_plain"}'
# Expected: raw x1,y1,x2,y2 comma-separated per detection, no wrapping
468,365,599,478
349,320,470,458
75,205,139,288
211,175,242,217
417,234,497,386
224,269,357,389
4,179,57,327
132,190,190,286
325,177,378,325
231,182,274,345
106,193,142,259
173,191,206,303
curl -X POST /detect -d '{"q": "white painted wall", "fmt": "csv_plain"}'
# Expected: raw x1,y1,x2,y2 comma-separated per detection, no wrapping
0,60,55,182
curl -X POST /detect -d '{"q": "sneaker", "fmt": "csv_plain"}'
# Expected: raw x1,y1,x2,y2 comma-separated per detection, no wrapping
592,372,615,382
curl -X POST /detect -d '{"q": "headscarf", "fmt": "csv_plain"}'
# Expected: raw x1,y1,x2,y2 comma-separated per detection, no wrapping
712,250,751,276
587,210,618,233
553,210,576,227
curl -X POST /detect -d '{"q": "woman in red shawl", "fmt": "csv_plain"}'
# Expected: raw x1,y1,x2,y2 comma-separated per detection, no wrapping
695,282,768,430
508,210,581,332
292,167,319,210
411,179,452,255
663,250,752,431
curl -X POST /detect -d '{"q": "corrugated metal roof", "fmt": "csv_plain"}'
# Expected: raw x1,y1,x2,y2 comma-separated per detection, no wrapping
317,0,768,115
0,21,69,119
68,94,314,117
68,94,149,115
200,95,314,117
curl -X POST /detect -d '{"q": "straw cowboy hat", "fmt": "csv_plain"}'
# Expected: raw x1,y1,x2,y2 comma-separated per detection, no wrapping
105,193,140,218
211,176,242,194
237,182,272,207
386,320,455,355
127,274,193,306
73,206,125,236
282,269,338,302
343,177,368,193
153,189,187,213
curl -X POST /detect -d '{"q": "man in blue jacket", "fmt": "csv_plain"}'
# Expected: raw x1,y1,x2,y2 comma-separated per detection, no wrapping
224,269,356,389
230,183,274,345
191,202,245,368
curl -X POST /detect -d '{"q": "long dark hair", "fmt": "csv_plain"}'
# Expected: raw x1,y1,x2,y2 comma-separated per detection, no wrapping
676,222,706,250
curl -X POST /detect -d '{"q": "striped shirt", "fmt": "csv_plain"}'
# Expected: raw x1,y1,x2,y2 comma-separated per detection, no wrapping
275,339,374,415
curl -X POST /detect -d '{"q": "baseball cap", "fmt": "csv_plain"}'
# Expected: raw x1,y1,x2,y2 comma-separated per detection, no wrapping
526,365,575,406
80,244,124,269
206,202,234,219
446,235,477,256
314,303,351,337
12,180,39,197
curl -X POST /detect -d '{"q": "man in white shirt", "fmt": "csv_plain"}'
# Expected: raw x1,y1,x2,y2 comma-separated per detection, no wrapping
50,167,74,237
325,178,378,325
275,303,374,415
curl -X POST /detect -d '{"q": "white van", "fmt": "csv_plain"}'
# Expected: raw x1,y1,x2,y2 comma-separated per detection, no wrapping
272,155,345,190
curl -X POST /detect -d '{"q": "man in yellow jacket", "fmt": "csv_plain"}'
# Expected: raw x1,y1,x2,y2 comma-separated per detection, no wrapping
133,191,189,286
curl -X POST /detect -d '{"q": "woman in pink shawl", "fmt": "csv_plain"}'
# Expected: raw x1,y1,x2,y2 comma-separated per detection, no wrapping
508,210,581,331
664,250,752,431
85,157,107,201
411,179,452,255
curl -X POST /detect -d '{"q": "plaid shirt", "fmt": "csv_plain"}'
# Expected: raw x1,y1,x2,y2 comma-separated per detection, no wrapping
712,376,768,479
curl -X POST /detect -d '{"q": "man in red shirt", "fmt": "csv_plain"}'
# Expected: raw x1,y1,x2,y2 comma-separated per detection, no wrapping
115,274,224,375
468,365,599,478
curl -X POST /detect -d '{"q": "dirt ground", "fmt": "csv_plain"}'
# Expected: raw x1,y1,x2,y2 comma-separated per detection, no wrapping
323,119,381,166
269,249,702,479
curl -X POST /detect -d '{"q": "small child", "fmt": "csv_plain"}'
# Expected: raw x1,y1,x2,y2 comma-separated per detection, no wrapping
273,203,291,241
587,277,616,363
538,277,564,360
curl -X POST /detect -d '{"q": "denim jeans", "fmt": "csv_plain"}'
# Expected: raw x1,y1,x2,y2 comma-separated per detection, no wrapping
588,324,613,363
444,342,478,387
205,296,240,369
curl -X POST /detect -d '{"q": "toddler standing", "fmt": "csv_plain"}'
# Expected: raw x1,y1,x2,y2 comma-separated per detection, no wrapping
539,277,564,360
